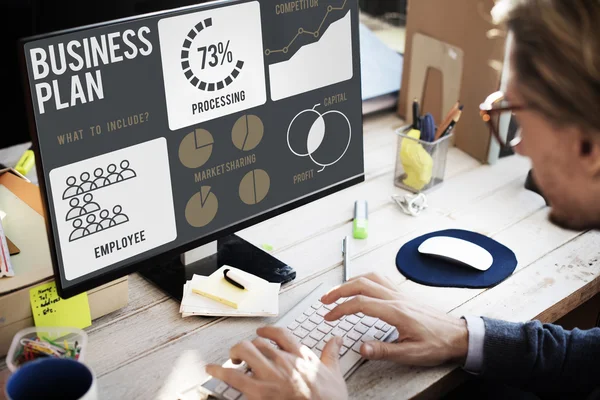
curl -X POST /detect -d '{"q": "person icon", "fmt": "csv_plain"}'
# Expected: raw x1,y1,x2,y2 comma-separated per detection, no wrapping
65,198,85,221
111,205,129,225
92,167,109,188
106,164,120,184
69,219,90,241
85,214,102,233
62,176,83,199
82,193,100,214
99,209,115,229
79,172,97,192
117,160,136,181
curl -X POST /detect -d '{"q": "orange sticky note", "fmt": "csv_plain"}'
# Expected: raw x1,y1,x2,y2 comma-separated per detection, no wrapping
29,281,92,329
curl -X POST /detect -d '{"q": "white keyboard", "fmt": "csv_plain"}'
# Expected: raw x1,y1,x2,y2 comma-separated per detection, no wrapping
191,284,398,400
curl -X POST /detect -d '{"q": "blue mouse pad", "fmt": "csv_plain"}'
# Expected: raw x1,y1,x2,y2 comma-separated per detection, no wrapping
396,229,517,288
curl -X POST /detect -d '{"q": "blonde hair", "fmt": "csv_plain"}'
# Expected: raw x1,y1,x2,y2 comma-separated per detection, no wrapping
492,0,600,133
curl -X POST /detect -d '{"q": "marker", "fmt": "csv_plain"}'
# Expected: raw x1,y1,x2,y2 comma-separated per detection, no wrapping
353,200,368,239
15,146,35,176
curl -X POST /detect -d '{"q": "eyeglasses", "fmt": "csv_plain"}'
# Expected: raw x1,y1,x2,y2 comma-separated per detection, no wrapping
479,91,525,149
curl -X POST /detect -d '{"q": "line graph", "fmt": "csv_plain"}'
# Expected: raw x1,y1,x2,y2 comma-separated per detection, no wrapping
265,0,347,56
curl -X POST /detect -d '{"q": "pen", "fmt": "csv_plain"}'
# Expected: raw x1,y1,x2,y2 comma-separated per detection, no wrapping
342,236,350,282
441,107,463,138
435,101,461,140
412,98,420,130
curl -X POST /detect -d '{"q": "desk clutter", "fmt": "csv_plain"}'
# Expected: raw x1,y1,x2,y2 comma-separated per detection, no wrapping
394,100,463,193
179,266,280,317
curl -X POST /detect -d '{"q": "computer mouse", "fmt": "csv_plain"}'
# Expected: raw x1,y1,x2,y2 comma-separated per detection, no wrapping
417,236,493,271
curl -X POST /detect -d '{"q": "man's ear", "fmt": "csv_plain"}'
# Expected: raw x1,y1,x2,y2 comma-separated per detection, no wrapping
578,131,600,177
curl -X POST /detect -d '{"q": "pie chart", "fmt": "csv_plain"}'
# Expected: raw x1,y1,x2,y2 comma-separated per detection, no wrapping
185,186,218,227
239,169,270,205
232,115,263,151
179,129,214,169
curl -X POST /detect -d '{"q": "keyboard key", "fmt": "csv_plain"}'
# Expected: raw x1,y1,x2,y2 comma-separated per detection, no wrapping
313,349,322,358
335,298,346,305
301,321,317,332
375,321,385,330
381,323,392,332
316,341,326,351
223,387,241,400
293,327,310,339
316,308,329,317
324,319,340,327
331,327,345,337
309,315,324,325
311,302,322,309
323,333,333,343
310,330,326,341
317,323,332,334
302,337,318,348
343,337,355,348
352,341,363,353
345,315,361,325
215,382,229,394
287,322,299,331
339,346,349,356
296,314,308,323
360,317,377,327
323,303,336,310
375,331,385,340
304,308,315,316
347,330,362,341
356,312,365,318
354,324,368,334
338,321,353,331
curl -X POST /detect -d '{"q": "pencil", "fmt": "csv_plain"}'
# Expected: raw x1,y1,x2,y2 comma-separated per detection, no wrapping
441,108,463,138
435,101,461,140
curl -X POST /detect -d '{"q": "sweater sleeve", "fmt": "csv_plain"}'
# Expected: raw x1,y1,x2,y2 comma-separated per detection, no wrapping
480,317,600,397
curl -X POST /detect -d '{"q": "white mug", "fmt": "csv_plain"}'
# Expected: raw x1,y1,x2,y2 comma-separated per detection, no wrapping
5,358,97,400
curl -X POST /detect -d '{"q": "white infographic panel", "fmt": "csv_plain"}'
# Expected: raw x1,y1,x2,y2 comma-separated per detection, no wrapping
158,1,267,130
49,138,177,280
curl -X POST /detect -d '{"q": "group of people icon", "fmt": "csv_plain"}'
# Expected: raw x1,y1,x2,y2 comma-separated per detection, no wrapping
62,160,137,200
68,205,129,242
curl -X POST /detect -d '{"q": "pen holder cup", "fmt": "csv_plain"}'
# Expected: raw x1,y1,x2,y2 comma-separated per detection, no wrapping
6,326,88,372
394,125,453,193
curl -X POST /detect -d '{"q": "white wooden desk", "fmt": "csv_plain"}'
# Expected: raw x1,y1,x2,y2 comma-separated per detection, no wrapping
1,111,599,399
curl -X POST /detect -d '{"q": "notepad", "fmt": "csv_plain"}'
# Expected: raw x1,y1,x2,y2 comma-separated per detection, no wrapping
180,266,280,317
191,266,255,308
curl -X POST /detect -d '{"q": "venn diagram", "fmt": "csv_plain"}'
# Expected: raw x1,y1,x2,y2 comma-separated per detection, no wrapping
287,104,351,172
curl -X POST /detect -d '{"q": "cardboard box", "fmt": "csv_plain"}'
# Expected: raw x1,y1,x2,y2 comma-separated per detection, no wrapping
398,0,507,163
0,168,128,356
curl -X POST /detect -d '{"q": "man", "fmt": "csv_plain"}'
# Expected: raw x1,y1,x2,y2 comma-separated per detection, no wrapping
206,0,600,398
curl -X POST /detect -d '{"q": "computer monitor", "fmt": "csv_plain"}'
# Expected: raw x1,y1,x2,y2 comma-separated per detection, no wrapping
19,0,364,299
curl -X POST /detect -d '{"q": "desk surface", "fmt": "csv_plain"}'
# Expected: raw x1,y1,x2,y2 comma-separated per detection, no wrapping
2,111,600,400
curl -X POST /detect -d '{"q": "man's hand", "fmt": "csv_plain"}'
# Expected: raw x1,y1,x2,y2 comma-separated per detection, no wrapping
320,273,469,367
206,326,348,400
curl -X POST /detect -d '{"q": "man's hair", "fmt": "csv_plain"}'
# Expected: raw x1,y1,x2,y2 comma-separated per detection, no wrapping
492,0,600,133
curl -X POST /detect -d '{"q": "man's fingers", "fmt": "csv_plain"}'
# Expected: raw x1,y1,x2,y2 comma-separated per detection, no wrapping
320,336,343,372
253,338,295,373
256,326,303,357
229,340,276,379
321,277,397,305
350,272,398,291
206,364,257,394
324,296,398,324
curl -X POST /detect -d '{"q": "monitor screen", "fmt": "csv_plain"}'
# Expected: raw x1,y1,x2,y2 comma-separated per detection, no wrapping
20,0,364,298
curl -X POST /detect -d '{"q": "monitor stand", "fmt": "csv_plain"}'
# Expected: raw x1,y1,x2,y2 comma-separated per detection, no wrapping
138,234,296,301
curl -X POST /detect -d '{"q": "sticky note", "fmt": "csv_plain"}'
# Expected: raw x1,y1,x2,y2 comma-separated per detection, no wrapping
29,281,92,329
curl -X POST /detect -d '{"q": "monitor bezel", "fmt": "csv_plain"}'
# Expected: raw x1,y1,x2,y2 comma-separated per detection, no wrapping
18,0,365,299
